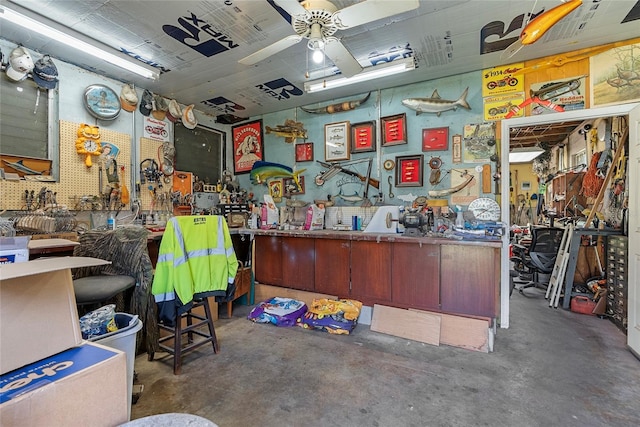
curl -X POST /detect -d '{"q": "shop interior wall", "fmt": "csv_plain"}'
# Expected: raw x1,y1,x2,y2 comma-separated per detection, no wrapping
1,37,636,214
0,38,230,212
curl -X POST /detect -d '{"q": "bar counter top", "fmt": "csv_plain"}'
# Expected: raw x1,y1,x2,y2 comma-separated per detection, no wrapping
234,227,502,248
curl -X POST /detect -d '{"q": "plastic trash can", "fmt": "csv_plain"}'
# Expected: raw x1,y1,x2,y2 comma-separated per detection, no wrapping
90,313,142,421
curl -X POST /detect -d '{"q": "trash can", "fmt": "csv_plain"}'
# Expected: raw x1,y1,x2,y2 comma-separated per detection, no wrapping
90,313,142,421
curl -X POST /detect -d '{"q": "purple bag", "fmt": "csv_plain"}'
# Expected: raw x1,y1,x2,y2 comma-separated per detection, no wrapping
247,297,307,327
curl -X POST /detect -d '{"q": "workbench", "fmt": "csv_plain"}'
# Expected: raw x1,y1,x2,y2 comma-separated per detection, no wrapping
241,228,502,320
562,228,622,309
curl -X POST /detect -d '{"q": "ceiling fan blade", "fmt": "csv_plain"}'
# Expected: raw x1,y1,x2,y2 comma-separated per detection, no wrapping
273,0,309,19
323,38,363,78
333,0,419,29
239,35,303,65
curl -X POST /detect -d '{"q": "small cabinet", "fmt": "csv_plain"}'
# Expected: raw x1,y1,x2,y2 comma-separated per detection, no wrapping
392,242,440,311
254,235,282,286
315,239,351,297
282,237,315,291
440,245,498,318
350,240,392,304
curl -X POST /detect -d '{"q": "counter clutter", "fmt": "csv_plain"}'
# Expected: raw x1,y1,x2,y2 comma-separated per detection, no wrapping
245,201,505,241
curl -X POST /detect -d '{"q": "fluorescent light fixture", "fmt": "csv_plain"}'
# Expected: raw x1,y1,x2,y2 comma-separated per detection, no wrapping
509,147,545,163
0,4,159,80
304,57,415,93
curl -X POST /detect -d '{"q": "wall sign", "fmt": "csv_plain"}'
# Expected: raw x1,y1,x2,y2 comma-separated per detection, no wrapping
232,119,264,174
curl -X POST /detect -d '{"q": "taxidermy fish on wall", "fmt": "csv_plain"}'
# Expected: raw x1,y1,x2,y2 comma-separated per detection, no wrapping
250,161,306,190
300,92,371,114
401,88,471,116
265,120,307,143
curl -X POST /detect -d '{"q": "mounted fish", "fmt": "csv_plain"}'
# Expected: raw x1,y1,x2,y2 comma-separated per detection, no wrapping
265,119,307,143
501,0,583,59
2,159,43,175
301,92,371,114
250,161,306,191
333,188,363,204
402,88,470,117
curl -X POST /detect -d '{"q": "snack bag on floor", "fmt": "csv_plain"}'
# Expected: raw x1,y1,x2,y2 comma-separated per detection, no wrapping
298,298,362,334
247,297,307,326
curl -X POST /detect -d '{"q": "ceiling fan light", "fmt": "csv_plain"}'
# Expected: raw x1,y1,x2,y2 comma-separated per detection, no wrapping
312,48,324,63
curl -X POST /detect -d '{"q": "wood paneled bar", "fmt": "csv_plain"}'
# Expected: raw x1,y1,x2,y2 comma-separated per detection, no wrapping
245,229,501,320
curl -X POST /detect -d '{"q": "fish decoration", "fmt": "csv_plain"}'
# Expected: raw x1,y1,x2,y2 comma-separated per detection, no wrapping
402,88,470,116
265,119,307,143
300,92,371,115
502,0,583,59
250,161,306,190
2,159,44,175
333,189,363,204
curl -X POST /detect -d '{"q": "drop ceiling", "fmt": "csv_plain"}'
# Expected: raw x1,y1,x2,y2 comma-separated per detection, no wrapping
1,0,639,132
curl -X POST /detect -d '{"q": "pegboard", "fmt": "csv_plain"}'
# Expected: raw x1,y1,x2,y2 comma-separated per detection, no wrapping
139,137,173,213
0,120,131,211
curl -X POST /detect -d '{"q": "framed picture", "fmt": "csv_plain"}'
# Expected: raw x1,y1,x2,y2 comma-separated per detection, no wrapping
284,176,305,196
350,121,376,153
268,179,283,202
395,154,424,187
232,119,264,174
295,142,314,162
422,127,449,151
452,134,462,163
324,121,350,162
381,113,407,146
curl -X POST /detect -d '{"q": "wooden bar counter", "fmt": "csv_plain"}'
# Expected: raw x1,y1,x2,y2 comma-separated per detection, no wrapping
240,228,502,320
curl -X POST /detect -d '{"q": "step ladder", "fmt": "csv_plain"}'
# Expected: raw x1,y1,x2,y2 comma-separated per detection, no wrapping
546,223,574,308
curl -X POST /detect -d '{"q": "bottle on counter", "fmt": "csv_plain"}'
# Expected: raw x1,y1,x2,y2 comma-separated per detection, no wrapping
455,206,464,229
107,213,116,230
260,203,268,230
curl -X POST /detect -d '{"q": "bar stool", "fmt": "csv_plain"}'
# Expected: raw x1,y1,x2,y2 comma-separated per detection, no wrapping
153,297,218,375
73,274,136,314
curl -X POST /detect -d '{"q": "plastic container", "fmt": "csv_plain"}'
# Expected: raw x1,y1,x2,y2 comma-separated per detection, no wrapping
90,313,142,420
570,296,596,315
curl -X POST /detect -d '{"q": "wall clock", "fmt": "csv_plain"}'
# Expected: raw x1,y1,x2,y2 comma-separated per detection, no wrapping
83,84,121,120
468,197,501,221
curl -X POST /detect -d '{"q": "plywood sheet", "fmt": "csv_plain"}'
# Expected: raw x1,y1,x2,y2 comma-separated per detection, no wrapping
410,308,490,353
253,283,337,308
371,304,441,346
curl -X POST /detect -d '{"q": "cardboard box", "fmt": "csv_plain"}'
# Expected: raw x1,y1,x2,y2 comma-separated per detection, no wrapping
0,236,31,264
0,342,128,426
0,256,109,374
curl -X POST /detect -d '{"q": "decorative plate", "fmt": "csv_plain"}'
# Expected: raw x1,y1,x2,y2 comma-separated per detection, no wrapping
83,84,121,120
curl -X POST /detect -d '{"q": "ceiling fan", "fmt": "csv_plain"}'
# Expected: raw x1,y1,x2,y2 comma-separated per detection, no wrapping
238,0,420,78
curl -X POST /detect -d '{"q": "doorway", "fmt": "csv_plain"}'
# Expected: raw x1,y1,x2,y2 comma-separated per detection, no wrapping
498,103,639,358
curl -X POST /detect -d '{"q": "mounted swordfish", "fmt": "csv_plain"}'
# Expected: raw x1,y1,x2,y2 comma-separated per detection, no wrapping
401,87,471,117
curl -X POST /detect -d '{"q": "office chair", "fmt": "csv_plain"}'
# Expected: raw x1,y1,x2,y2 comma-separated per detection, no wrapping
511,227,565,295
151,215,238,374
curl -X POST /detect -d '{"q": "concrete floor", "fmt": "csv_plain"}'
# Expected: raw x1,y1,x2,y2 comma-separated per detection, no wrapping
131,289,640,427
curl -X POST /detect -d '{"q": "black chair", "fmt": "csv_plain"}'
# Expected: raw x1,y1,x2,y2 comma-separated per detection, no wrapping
511,227,565,295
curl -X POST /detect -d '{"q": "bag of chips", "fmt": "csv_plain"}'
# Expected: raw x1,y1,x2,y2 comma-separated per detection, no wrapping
247,297,307,327
298,298,362,334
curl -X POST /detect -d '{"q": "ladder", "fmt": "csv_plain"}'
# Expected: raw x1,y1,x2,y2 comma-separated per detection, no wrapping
546,223,574,307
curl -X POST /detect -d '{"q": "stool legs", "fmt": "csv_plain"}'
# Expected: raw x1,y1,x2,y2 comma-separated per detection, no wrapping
156,297,218,375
